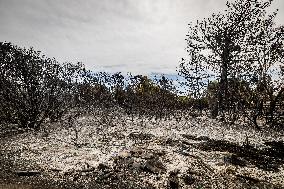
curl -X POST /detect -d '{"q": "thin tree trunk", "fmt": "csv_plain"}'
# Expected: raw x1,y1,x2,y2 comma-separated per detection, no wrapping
267,87,284,125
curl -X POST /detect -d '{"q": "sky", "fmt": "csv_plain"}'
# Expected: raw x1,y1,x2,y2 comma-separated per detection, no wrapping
0,0,283,76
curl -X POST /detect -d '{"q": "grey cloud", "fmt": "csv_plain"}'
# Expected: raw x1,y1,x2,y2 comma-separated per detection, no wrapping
0,0,283,75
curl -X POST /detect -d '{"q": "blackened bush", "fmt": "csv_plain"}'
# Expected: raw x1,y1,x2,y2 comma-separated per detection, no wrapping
0,42,82,129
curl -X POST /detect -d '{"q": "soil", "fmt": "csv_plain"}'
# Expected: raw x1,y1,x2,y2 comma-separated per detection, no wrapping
0,113,284,189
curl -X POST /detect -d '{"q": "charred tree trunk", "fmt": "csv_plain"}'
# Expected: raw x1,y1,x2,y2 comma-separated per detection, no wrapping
217,62,228,119
214,42,230,119
267,87,284,126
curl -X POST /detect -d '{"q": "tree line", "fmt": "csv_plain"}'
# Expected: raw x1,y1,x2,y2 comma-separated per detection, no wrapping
0,42,191,129
0,0,283,131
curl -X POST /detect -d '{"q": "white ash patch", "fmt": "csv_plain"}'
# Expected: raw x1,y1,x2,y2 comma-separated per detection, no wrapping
2,112,284,188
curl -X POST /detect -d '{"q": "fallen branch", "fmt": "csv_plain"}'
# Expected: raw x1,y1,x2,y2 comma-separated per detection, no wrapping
15,170,41,176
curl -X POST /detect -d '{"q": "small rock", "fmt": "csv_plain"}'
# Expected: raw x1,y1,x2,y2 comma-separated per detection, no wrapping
165,138,179,146
154,150,166,157
118,150,131,158
179,149,190,156
167,170,180,189
97,163,109,171
224,165,237,175
130,148,143,157
127,158,134,167
141,152,154,159
132,162,142,169
183,174,195,185
143,157,166,174
224,154,248,166
101,173,111,179
168,178,179,189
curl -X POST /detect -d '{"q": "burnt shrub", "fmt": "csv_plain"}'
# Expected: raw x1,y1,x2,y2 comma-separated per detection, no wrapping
0,42,84,129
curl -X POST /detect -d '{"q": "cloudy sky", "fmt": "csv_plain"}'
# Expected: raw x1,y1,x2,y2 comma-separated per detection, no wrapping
0,0,283,75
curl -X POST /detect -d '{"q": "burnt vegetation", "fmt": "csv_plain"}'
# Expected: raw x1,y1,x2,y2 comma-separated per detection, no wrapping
1,0,283,131
178,0,284,129
0,0,284,188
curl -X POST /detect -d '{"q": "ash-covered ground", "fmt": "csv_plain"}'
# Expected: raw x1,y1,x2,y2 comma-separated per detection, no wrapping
0,109,284,189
